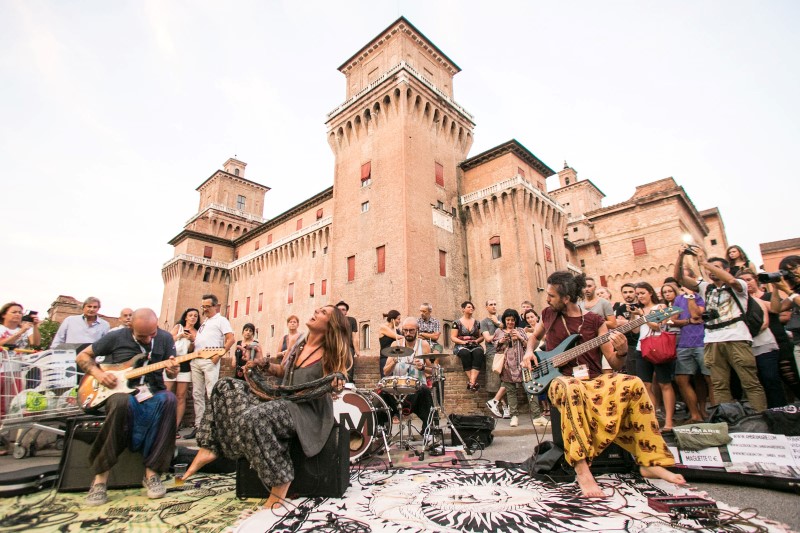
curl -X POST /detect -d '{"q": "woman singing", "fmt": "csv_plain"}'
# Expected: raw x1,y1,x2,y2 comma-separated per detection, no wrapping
183,305,351,513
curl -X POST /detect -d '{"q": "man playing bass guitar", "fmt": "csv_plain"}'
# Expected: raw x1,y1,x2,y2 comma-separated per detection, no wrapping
76,308,180,506
522,271,685,498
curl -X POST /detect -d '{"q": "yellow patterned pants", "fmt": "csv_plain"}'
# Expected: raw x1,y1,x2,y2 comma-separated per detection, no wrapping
548,373,675,467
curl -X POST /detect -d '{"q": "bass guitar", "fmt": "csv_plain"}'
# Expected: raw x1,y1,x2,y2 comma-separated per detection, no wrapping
77,347,225,411
522,306,681,395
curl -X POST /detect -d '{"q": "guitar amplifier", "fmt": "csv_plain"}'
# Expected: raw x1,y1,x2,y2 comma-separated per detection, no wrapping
236,422,349,499
57,415,146,492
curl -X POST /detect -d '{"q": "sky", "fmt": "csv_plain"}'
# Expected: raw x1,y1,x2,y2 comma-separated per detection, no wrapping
2,0,798,318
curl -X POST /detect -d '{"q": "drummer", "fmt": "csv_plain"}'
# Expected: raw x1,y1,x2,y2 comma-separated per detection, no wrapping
380,317,434,435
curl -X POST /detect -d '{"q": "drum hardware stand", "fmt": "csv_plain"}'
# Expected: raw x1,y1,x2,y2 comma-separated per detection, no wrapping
392,392,415,452
418,363,471,461
374,423,394,467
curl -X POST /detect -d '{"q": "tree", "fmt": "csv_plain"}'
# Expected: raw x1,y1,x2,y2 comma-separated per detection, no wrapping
36,319,60,350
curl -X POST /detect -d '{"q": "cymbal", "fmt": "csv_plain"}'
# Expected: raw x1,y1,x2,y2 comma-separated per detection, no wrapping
380,346,414,358
414,352,451,358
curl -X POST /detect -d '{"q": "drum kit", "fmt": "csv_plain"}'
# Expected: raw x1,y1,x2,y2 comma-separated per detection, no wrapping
331,346,470,466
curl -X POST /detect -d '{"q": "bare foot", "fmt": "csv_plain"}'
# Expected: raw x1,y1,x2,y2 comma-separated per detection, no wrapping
263,497,289,515
182,447,218,481
640,465,686,485
574,461,607,498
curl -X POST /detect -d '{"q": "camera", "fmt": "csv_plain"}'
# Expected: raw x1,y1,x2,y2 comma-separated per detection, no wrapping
21,311,38,323
683,244,700,257
757,270,790,284
701,309,720,322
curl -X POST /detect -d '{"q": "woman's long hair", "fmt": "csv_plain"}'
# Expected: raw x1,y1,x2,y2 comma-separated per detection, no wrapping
660,282,680,304
634,282,660,306
177,308,200,329
0,302,22,323
322,306,353,376
726,245,751,266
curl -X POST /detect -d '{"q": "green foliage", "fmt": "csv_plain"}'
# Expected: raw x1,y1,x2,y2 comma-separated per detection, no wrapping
36,319,60,350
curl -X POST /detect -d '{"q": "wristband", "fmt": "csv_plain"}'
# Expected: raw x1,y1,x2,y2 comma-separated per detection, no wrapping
790,293,800,301
685,294,695,300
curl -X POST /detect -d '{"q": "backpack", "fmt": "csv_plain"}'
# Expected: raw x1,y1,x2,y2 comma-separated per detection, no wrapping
704,284,764,338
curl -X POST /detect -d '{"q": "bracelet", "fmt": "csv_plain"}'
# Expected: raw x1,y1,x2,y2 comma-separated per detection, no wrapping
790,293,800,301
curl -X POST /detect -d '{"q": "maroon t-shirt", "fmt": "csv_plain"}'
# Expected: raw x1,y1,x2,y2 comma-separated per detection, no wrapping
541,307,605,378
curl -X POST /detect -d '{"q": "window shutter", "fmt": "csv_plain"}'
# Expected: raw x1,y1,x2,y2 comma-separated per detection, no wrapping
361,162,371,182
632,238,647,256
347,256,355,282
287,283,294,304
489,236,500,245
435,162,444,186
439,250,447,276
376,246,386,273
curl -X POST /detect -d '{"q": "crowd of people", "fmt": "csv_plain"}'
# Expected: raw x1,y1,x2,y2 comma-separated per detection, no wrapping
2,244,799,508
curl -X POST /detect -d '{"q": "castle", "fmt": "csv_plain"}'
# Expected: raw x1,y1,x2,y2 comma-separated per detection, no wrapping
160,17,727,359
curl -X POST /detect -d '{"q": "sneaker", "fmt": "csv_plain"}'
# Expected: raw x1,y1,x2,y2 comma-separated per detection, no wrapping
86,482,108,506
486,399,502,418
502,405,511,419
533,416,550,427
510,416,519,427
143,474,166,499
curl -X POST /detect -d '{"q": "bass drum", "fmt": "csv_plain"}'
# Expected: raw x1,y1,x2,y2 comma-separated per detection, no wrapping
332,389,392,463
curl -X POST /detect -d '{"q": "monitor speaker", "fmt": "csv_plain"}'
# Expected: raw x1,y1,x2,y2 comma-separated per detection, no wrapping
57,415,146,492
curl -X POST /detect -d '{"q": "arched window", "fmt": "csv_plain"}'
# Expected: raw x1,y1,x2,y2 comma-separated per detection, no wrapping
360,324,370,351
234,168,240,176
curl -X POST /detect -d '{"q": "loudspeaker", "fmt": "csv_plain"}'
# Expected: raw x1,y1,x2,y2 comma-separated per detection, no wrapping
236,422,349,499
57,415,146,492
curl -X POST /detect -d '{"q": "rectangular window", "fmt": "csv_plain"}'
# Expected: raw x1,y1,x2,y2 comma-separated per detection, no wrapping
270,325,275,337
489,236,501,259
518,167,526,178
544,245,553,262
580,259,586,268
632,238,647,256
435,162,444,187
316,208,323,220
593,243,602,255
361,201,369,213
203,246,213,259
439,250,447,277
225,305,230,318
347,255,356,282
266,234,273,245
323,246,328,254
237,195,246,210
255,240,260,250
258,292,263,312
572,227,578,232
233,300,239,318
321,279,327,295
376,245,386,273
287,283,294,304
245,296,250,315
361,161,371,185
710,238,718,246
309,283,315,297
296,218,303,231
600,275,608,287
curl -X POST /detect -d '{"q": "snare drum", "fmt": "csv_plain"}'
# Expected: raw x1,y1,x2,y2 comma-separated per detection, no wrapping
332,389,392,463
378,376,421,395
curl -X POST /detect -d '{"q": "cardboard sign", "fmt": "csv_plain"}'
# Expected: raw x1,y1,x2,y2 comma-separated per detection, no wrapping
679,447,724,467
726,433,797,467
785,436,800,464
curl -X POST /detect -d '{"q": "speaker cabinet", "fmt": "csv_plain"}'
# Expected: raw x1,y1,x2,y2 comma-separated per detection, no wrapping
57,415,146,492
236,422,349,499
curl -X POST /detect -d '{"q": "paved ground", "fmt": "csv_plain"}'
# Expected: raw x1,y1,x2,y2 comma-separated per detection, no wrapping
1,417,798,531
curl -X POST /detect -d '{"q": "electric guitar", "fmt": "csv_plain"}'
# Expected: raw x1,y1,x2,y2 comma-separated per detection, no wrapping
522,307,681,395
77,347,225,411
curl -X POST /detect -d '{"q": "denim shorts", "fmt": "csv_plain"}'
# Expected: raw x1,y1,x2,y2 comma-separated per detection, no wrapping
675,347,710,376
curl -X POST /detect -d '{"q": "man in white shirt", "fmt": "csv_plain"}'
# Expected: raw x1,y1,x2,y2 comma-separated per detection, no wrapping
188,294,234,437
110,308,133,331
675,247,766,411
51,297,110,347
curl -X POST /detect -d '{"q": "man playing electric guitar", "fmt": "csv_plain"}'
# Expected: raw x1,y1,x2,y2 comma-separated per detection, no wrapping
522,271,685,498
76,308,179,506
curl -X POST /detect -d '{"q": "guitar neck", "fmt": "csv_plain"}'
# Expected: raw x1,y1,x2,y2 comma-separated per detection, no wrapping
124,352,201,380
549,315,648,368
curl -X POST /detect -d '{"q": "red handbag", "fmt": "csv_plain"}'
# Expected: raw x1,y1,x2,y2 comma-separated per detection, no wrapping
641,331,677,365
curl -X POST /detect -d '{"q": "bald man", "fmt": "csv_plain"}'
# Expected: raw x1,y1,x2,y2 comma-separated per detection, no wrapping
76,308,179,506
110,308,134,331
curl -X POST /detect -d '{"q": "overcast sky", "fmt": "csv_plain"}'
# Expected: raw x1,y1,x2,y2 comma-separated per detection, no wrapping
2,1,798,318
